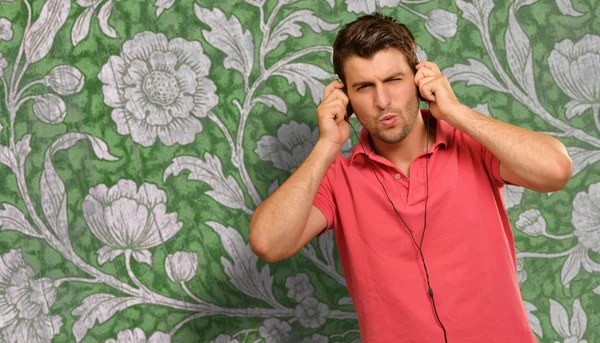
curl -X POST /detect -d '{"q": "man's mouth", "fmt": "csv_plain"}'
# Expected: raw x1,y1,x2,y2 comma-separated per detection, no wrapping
380,114,397,126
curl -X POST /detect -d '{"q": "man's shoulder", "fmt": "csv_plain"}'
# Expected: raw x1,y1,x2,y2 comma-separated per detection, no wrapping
320,151,357,185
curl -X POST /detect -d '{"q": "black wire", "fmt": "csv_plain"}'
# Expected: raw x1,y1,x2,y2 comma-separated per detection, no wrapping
347,106,448,343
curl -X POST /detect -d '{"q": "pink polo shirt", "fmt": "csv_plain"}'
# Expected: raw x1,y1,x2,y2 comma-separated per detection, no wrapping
313,110,536,342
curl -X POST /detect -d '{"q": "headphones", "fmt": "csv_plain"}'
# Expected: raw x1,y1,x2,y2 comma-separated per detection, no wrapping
335,59,426,120
340,51,449,342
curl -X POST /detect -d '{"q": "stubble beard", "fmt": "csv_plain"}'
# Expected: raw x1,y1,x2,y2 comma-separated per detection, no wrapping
373,97,420,144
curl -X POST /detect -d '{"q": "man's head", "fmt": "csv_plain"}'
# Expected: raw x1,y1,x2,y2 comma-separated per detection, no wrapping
333,13,422,145
333,13,419,84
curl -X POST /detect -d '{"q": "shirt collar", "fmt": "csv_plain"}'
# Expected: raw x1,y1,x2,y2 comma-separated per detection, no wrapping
349,109,449,164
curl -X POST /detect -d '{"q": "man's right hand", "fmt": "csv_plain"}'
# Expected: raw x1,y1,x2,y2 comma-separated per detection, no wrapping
250,80,350,262
316,80,352,148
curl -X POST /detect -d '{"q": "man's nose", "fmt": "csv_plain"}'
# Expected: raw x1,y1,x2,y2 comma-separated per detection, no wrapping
374,85,391,110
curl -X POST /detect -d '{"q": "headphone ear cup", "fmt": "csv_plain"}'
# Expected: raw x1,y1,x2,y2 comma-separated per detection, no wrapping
416,86,425,102
341,86,354,120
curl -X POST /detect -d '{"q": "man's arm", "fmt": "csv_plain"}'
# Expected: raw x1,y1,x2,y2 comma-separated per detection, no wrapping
249,141,337,262
249,80,351,262
415,60,573,192
446,104,572,192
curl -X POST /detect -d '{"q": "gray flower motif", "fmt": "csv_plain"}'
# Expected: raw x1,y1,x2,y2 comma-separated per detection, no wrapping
416,45,428,62
258,318,291,343
504,185,525,210
515,209,547,237
424,9,457,42
516,248,527,284
549,299,588,343
571,182,600,252
210,334,240,343
293,297,330,329
548,34,600,120
0,52,7,78
300,334,329,343
523,301,543,338
105,328,171,343
155,0,175,17
44,65,85,95
0,18,12,41
165,251,198,283
0,249,62,343
285,273,314,302
473,104,491,117
82,179,183,266
99,31,218,147
255,121,352,172
32,94,67,124
344,0,399,14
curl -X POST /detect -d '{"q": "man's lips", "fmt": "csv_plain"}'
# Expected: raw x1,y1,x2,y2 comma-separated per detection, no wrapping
379,114,396,122
380,114,397,126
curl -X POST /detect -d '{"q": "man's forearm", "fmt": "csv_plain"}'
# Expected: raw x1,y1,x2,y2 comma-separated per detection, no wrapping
249,140,339,260
446,104,573,192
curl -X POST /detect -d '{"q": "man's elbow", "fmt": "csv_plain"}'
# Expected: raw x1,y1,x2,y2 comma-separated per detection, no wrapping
539,154,573,192
249,231,287,263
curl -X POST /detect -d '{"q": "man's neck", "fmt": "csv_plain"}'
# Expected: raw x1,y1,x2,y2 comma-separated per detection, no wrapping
371,112,435,176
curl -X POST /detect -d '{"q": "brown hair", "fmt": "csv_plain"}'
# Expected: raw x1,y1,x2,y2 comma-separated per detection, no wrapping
332,13,419,84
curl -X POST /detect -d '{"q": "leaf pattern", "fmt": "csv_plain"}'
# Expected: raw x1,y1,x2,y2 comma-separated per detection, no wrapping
71,294,146,342
272,63,331,104
555,0,584,17
266,10,338,54
455,0,494,31
523,301,543,338
23,0,71,64
0,0,597,342
41,133,118,250
163,154,246,210
194,5,254,80
566,147,600,177
506,2,536,98
98,1,118,38
0,204,40,237
253,94,288,113
206,221,280,307
443,58,506,92
561,247,584,287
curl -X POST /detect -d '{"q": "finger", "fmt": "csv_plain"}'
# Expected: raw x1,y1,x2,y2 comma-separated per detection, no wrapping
323,80,345,101
331,104,347,123
417,76,439,102
416,60,441,73
416,75,438,88
319,99,347,119
334,106,348,124
415,65,439,79
414,67,439,84
324,88,349,106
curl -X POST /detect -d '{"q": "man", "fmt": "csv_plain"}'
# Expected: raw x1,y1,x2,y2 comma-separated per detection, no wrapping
249,13,572,342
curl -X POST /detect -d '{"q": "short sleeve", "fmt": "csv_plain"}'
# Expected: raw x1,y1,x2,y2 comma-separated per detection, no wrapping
481,145,511,187
460,129,510,188
313,158,338,235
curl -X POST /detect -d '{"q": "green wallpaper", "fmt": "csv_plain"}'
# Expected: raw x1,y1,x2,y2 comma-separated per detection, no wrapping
0,0,598,342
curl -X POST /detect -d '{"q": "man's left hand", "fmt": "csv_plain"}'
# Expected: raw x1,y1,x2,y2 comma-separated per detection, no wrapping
414,61,461,122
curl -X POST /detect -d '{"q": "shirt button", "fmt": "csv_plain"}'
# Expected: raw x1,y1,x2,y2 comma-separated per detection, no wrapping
395,173,401,179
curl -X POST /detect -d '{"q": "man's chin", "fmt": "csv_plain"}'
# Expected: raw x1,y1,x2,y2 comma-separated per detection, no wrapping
373,125,408,144
376,130,409,144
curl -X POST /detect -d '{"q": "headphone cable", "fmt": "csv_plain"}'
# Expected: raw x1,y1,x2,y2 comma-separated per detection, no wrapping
347,106,448,342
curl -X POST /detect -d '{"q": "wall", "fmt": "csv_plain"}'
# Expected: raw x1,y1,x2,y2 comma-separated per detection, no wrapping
0,0,598,342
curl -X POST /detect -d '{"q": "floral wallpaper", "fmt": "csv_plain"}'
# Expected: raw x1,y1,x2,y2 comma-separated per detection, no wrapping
0,0,598,342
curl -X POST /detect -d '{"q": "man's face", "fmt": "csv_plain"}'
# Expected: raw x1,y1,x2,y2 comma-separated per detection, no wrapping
343,48,420,144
